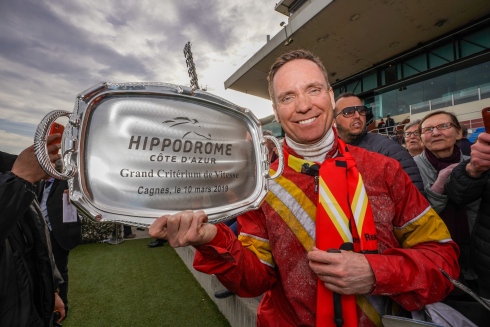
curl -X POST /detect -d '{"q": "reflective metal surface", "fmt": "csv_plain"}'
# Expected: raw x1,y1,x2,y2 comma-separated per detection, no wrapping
35,82,283,226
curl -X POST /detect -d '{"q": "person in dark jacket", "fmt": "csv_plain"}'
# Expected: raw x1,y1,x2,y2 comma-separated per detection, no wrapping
38,176,82,315
445,131,490,324
386,114,395,135
377,119,386,134
334,93,424,193
0,135,65,327
458,124,474,156
446,131,490,292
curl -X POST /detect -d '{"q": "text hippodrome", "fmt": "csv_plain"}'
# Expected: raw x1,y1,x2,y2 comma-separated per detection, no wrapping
128,136,233,155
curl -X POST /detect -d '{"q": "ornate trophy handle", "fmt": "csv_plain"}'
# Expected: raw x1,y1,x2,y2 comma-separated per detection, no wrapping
263,135,284,180
34,110,77,180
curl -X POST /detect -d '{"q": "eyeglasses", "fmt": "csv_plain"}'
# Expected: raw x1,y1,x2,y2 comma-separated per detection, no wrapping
404,131,420,138
335,106,368,118
420,122,454,134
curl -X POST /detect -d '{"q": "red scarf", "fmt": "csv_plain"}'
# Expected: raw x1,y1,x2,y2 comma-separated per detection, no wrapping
316,139,378,327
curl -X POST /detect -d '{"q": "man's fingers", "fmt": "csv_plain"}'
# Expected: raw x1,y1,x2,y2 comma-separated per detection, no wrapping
47,134,62,164
167,211,192,239
177,213,194,245
476,132,490,144
193,210,209,226
307,247,343,264
47,143,61,154
151,210,216,247
149,215,169,238
47,133,61,142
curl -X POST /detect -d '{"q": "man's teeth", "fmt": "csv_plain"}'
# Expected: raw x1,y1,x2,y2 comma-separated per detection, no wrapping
299,117,316,125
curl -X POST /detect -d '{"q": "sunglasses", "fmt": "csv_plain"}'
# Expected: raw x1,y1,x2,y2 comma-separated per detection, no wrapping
420,122,454,134
335,106,368,118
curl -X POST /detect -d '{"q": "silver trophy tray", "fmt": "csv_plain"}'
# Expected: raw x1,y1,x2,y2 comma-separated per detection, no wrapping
35,82,283,227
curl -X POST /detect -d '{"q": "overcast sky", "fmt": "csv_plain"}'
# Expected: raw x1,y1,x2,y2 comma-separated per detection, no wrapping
0,0,285,154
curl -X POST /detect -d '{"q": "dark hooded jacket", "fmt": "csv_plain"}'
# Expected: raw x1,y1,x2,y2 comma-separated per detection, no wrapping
0,151,62,327
446,160,490,298
347,130,425,194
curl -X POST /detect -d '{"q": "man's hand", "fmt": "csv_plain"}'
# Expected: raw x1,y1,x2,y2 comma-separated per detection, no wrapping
466,132,490,178
149,210,217,247
307,247,375,295
11,134,62,183
53,292,66,322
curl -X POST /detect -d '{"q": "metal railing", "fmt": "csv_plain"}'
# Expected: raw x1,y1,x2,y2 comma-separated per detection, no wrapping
409,84,490,116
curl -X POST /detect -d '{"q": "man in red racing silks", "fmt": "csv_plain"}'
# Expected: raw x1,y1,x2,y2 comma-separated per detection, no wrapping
150,50,459,327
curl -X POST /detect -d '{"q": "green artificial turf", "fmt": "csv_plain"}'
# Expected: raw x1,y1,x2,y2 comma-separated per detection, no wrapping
63,238,230,327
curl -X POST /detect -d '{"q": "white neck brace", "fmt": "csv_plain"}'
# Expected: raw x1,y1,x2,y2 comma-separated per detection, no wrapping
286,128,335,162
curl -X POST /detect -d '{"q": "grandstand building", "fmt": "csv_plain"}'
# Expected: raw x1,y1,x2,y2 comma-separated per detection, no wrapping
225,0,490,137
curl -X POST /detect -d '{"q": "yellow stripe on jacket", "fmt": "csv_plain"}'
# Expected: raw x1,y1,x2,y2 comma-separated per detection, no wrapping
238,232,275,267
394,206,452,247
265,169,316,251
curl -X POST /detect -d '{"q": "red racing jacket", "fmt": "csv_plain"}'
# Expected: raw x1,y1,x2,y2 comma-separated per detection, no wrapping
194,142,459,327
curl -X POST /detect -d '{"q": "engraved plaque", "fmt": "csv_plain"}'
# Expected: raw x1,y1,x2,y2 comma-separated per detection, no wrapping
34,83,283,227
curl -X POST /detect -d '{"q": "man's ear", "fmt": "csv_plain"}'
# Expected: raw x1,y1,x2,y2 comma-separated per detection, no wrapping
329,88,336,113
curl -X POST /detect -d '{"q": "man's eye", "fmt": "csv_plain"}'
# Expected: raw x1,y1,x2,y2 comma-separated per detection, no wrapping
309,88,320,94
282,95,293,103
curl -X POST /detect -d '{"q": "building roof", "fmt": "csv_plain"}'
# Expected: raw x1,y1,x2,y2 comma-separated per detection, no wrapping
225,0,490,100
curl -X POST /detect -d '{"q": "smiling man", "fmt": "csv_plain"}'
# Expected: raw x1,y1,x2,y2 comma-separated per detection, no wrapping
334,93,424,193
150,50,459,327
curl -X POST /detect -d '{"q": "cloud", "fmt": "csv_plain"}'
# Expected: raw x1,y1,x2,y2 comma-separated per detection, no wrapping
0,128,35,154
0,0,283,154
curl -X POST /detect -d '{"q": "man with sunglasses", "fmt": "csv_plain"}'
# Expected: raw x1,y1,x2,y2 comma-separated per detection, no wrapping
334,93,424,193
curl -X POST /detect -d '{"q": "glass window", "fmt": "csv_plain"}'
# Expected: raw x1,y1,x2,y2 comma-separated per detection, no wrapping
371,59,490,116
333,84,347,98
422,73,455,101
346,79,361,93
461,39,486,57
263,122,284,138
461,26,490,58
403,54,428,78
374,89,397,118
362,72,377,91
429,43,454,69
454,61,490,92
396,85,420,115
382,65,398,85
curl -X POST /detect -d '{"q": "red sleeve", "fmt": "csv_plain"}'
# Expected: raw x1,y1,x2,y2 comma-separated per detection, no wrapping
366,241,459,310
193,211,277,298
366,158,460,310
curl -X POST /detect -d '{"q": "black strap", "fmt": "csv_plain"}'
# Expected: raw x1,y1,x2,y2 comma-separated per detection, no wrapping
327,249,344,327
301,163,320,176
